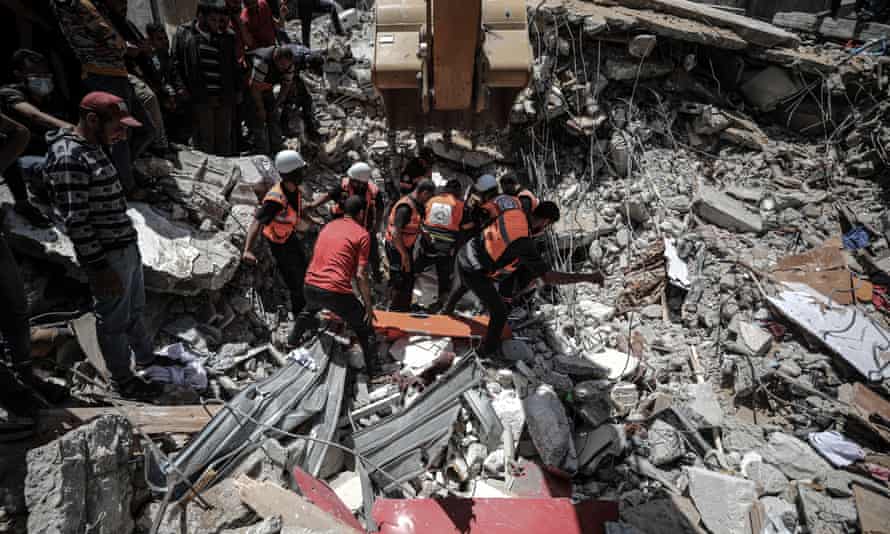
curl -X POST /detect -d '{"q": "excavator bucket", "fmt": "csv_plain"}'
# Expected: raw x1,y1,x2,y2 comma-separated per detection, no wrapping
372,0,532,131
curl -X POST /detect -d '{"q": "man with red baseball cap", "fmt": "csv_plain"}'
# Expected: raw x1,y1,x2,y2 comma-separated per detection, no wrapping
43,91,163,399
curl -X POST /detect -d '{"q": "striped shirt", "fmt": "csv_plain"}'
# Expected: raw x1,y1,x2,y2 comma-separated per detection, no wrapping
196,26,223,97
44,128,137,269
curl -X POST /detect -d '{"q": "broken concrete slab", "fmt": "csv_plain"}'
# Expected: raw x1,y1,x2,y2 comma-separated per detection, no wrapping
576,424,626,475
3,202,241,296
758,432,832,481
684,381,724,428
583,348,640,380
628,34,657,58
604,57,674,81
687,467,757,534
853,484,890,534
620,495,707,534
524,384,578,474
773,12,890,43
768,282,890,381
26,415,134,534
694,186,764,234
740,66,801,112
614,0,800,48
798,486,858,534
647,419,686,466
139,477,257,534
424,132,502,168
738,322,772,357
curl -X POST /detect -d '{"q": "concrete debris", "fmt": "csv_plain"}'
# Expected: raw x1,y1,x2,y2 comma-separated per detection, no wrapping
25,415,134,534
5,3,890,534
687,467,757,534
759,432,833,481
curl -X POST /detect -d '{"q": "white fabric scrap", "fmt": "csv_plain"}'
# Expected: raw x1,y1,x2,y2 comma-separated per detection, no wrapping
389,335,453,375
664,238,691,289
807,431,865,467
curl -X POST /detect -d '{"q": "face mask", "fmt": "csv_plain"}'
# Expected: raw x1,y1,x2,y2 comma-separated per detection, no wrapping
27,76,53,97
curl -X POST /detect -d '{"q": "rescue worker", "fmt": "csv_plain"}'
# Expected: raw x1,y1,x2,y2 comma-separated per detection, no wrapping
464,173,500,230
241,150,314,346
414,179,473,310
384,180,436,311
500,175,539,216
306,161,384,276
290,196,379,373
442,201,603,357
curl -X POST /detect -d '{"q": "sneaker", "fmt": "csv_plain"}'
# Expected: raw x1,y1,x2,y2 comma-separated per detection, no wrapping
14,203,52,228
114,377,164,400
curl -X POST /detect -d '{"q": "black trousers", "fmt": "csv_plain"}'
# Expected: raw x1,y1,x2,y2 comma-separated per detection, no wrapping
0,233,29,365
283,77,316,134
270,235,308,320
444,265,505,355
414,240,456,302
298,0,343,46
385,241,414,311
290,284,377,365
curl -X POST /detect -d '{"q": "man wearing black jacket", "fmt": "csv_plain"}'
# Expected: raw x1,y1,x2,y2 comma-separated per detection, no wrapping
172,0,242,155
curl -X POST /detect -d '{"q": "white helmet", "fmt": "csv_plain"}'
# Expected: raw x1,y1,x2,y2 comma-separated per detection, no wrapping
275,150,306,174
475,174,498,192
347,162,372,183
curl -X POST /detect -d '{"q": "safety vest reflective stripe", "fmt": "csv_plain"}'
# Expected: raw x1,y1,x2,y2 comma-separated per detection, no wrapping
483,208,529,279
385,195,423,248
262,183,301,244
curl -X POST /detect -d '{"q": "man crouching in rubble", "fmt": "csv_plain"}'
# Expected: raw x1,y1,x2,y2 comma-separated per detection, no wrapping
442,201,603,358
43,92,163,399
289,196,381,374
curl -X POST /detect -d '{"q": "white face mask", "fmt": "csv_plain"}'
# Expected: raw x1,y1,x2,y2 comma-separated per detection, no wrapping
27,76,53,97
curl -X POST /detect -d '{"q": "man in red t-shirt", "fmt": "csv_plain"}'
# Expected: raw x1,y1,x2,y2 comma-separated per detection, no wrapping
292,195,380,372
242,0,284,50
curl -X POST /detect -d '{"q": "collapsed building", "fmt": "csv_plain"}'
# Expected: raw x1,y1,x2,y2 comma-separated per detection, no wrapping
2,0,890,533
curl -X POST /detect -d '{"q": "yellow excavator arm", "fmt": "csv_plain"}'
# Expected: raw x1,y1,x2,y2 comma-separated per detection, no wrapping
372,0,533,131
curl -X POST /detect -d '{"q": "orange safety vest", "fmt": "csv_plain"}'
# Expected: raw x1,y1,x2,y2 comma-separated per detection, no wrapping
331,177,379,229
423,193,464,234
261,183,301,244
483,208,530,280
517,189,540,214
385,194,423,249
480,194,521,223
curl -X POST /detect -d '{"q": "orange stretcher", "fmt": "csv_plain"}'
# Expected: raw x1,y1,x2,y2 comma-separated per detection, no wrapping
372,311,512,341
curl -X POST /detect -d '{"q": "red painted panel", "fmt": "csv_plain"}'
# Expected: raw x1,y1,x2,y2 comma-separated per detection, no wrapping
372,497,619,534
292,467,365,531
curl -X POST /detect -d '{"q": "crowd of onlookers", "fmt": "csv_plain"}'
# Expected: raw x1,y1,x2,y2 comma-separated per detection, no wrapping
0,0,343,402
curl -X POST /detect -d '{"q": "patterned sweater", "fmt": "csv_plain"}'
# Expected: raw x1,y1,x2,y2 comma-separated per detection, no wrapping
52,0,128,78
43,128,137,269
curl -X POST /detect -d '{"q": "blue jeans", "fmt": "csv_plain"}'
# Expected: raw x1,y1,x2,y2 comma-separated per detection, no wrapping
82,74,156,192
90,243,153,382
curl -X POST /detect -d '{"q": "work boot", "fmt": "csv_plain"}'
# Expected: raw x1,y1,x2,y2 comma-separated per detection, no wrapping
114,376,164,400
14,202,52,228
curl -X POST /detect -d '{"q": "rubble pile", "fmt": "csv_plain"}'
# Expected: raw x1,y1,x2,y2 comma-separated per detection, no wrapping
4,1,890,534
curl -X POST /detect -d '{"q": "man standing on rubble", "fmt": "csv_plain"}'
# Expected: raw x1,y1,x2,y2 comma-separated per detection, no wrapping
414,179,473,311
248,45,295,154
172,0,242,156
442,201,603,357
384,180,436,311
296,0,345,47
43,92,163,399
242,150,317,347
282,44,325,140
307,162,384,278
290,196,380,373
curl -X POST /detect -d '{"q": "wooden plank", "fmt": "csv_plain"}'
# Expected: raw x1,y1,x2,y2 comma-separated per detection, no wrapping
613,0,801,47
433,0,481,110
235,476,362,533
853,484,890,534
38,405,222,435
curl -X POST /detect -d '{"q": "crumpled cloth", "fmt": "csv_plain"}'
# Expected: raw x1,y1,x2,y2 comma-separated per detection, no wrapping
143,343,208,391
807,430,865,467
842,226,870,251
